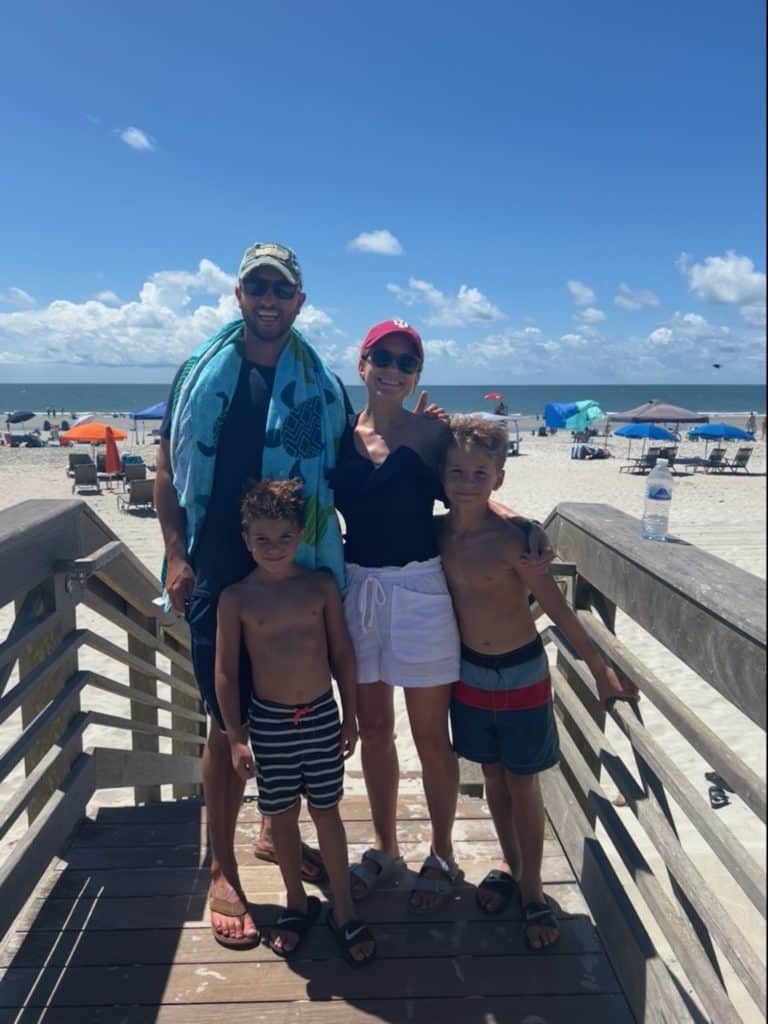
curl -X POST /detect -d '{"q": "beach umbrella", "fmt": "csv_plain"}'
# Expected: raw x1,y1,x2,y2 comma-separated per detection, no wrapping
608,399,708,424
59,422,128,444
6,410,35,424
103,426,122,477
614,422,677,457
687,422,755,441
544,400,605,431
483,392,506,401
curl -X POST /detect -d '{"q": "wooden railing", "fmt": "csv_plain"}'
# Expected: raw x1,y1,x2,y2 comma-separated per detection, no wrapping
0,499,204,941
541,502,766,1024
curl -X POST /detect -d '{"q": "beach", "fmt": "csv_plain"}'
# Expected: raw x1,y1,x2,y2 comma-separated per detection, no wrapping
0,417,765,1019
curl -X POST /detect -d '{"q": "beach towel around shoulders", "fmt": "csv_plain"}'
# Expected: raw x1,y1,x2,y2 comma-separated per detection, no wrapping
168,319,347,589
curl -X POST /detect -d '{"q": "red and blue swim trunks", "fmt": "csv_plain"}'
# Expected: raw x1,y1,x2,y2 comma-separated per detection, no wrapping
450,635,560,775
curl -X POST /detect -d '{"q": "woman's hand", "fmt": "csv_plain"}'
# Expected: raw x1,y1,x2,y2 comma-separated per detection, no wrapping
414,390,449,422
518,523,556,575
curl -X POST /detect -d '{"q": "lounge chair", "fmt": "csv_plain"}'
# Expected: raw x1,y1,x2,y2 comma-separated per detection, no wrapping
122,462,148,486
619,448,661,474
695,447,727,473
117,478,155,513
721,447,753,474
67,452,94,476
71,463,101,494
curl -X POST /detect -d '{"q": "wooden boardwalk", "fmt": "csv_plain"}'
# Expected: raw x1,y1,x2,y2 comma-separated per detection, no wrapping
0,793,634,1024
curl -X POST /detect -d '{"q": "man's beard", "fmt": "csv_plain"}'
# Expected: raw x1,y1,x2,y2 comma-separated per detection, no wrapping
241,306,294,343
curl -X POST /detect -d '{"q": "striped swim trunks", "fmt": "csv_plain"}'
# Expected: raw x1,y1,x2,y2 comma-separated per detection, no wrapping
450,635,560,775
248,689,344,816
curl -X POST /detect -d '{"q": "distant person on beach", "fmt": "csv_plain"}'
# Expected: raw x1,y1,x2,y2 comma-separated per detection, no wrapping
331,321,553,911
438,414,638,948
215,479,376,963
746,411,757,435
494,400,508,416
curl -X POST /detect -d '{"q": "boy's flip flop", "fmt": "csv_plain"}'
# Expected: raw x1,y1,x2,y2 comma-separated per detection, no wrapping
267,895,322,959
350,848,404,900
521,899,561,951
254,840,327,883
408,852,463,910
209,893,261,950
475,869,520,915
327,908,377,968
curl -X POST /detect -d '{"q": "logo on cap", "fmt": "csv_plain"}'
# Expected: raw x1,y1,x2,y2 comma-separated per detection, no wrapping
393,319,409,329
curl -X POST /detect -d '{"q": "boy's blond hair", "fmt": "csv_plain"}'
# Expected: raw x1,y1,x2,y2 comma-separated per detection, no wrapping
446,414,508,471
241,478,305,529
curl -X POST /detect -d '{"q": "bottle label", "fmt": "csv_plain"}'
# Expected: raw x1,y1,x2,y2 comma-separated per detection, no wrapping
647,486,672,500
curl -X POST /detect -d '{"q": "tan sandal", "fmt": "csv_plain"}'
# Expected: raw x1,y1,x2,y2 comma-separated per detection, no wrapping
209,893,261,949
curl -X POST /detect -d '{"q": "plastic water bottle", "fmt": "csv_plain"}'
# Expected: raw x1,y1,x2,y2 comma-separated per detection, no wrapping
641,459,673,541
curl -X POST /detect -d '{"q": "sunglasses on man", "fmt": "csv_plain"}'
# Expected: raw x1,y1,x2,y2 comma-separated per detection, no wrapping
241,278,299,301
364,348,422,375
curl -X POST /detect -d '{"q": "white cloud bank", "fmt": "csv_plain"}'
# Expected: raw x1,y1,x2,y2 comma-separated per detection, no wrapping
346,230,402,255
680,250,766,304
566,280,596,306
614,283,660,310
387,277,504,327
0,287,36,308
119,127,155,152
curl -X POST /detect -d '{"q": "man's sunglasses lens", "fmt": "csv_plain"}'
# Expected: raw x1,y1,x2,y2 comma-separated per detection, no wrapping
244,279,297,300
368,349,420,374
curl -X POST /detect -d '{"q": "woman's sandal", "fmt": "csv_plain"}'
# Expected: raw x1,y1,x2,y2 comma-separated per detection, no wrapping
475,869,520,915
521,899,561,951
209,893,261,950
409,852,463,911
326,908,377,968
350,848,404,901
254,840,327,883
267,895,322,959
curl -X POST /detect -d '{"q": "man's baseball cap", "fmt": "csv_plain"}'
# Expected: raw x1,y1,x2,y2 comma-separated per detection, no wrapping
360,319,424,361
237,242,303,287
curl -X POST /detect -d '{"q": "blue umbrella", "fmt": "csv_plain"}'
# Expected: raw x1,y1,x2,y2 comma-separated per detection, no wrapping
614,422,677,459
687,422,755,441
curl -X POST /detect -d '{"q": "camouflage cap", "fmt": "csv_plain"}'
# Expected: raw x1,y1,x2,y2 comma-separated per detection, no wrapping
237,242,303,288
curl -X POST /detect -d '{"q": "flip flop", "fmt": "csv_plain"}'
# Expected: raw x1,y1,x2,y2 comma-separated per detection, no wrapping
209,893,261,949
409,852,463,911
350,848,404,901
521,899,561,951
267,895,322,959
475,869,520,915
327,908,377,968
254,840,327,883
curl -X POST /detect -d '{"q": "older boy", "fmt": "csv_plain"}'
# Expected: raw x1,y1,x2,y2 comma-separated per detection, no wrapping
439,415,638,949
215,479,375,966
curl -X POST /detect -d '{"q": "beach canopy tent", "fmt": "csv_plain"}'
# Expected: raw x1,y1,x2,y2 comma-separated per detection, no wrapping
608,399,708,425
544,400,605,431
5,410,35,424
687,422,755,441
59,422,128,444
130,401,167,421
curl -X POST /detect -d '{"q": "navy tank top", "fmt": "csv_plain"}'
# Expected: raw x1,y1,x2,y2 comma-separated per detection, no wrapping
331,424,443,567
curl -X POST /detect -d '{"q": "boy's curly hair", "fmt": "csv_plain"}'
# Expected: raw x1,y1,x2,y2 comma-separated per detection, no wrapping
240,478,305,529
446,414,508,471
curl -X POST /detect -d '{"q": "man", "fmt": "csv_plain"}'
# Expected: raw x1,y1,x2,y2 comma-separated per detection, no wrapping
156,242,343,946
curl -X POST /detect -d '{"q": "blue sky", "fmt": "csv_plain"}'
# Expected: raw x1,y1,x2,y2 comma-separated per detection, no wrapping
1,1,765,384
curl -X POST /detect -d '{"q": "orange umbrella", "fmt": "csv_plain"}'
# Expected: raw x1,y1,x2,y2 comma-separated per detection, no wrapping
59,422,128,444
104,426,122,475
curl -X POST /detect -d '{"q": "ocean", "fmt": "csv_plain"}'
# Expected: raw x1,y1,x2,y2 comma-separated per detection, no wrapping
1,382,765,419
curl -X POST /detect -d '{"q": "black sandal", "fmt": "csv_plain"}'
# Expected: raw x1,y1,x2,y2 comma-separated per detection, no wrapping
326,908,377,968
475,870,520,915
521,899,560,951
267,895,321,959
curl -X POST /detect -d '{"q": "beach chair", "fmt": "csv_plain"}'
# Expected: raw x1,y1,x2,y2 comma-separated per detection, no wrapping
67,452,93,476
71,463,101,494
696,447,728,473
117,478,155,514
122,462,148,487
722,447,753,473
619,448,660,474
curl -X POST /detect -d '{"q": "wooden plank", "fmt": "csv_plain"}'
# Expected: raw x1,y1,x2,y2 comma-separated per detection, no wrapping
22,881,590,932
545,502,767,728
0,994,636,1024
166,631,203,800
0,951,621,1007
0,630,86,728
4,912,599,968
0,501,83,608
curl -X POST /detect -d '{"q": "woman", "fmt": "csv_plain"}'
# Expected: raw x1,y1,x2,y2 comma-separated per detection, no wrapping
331,319,461,910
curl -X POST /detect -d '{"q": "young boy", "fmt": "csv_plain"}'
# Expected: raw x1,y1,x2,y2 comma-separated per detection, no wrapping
215,479,376,967
439,415,638,950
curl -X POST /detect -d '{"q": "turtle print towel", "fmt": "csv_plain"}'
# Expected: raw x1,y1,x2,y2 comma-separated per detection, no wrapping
168,318,347,588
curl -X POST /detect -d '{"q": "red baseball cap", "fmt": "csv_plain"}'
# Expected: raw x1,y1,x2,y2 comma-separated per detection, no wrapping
360,319,424,361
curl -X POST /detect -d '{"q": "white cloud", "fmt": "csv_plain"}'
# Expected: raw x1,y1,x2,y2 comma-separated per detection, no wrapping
297,304,333,330
423,338,460,358
0,287,36,308
346,230,403,255
740,301,766,327
647,311,730,348
681,250,766,304
579,307,606,323
119,127,155,152
560,333,589,347
614,283,660,310
566,280,596,306
648,327,674,347
93,290,121,305
387,277,504,327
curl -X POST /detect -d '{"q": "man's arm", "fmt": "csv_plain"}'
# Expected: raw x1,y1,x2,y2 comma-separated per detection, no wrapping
155,439,196,612
323,576,358,756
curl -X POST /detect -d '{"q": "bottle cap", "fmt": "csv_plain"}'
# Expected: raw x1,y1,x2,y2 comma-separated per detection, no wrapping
656,459,668,466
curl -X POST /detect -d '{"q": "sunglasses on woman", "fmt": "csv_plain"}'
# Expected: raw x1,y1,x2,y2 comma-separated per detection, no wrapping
364,348,422,375
241,278,298,301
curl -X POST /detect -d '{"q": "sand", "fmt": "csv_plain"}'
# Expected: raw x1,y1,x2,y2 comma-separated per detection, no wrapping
1,421,765,1019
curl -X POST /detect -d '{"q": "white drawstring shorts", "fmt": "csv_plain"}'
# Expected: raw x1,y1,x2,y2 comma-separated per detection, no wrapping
343,556,461,687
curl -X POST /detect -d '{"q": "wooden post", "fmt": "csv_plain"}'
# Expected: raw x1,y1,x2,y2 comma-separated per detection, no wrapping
18,574,81,823
127,605,161,804
165,630,204,800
